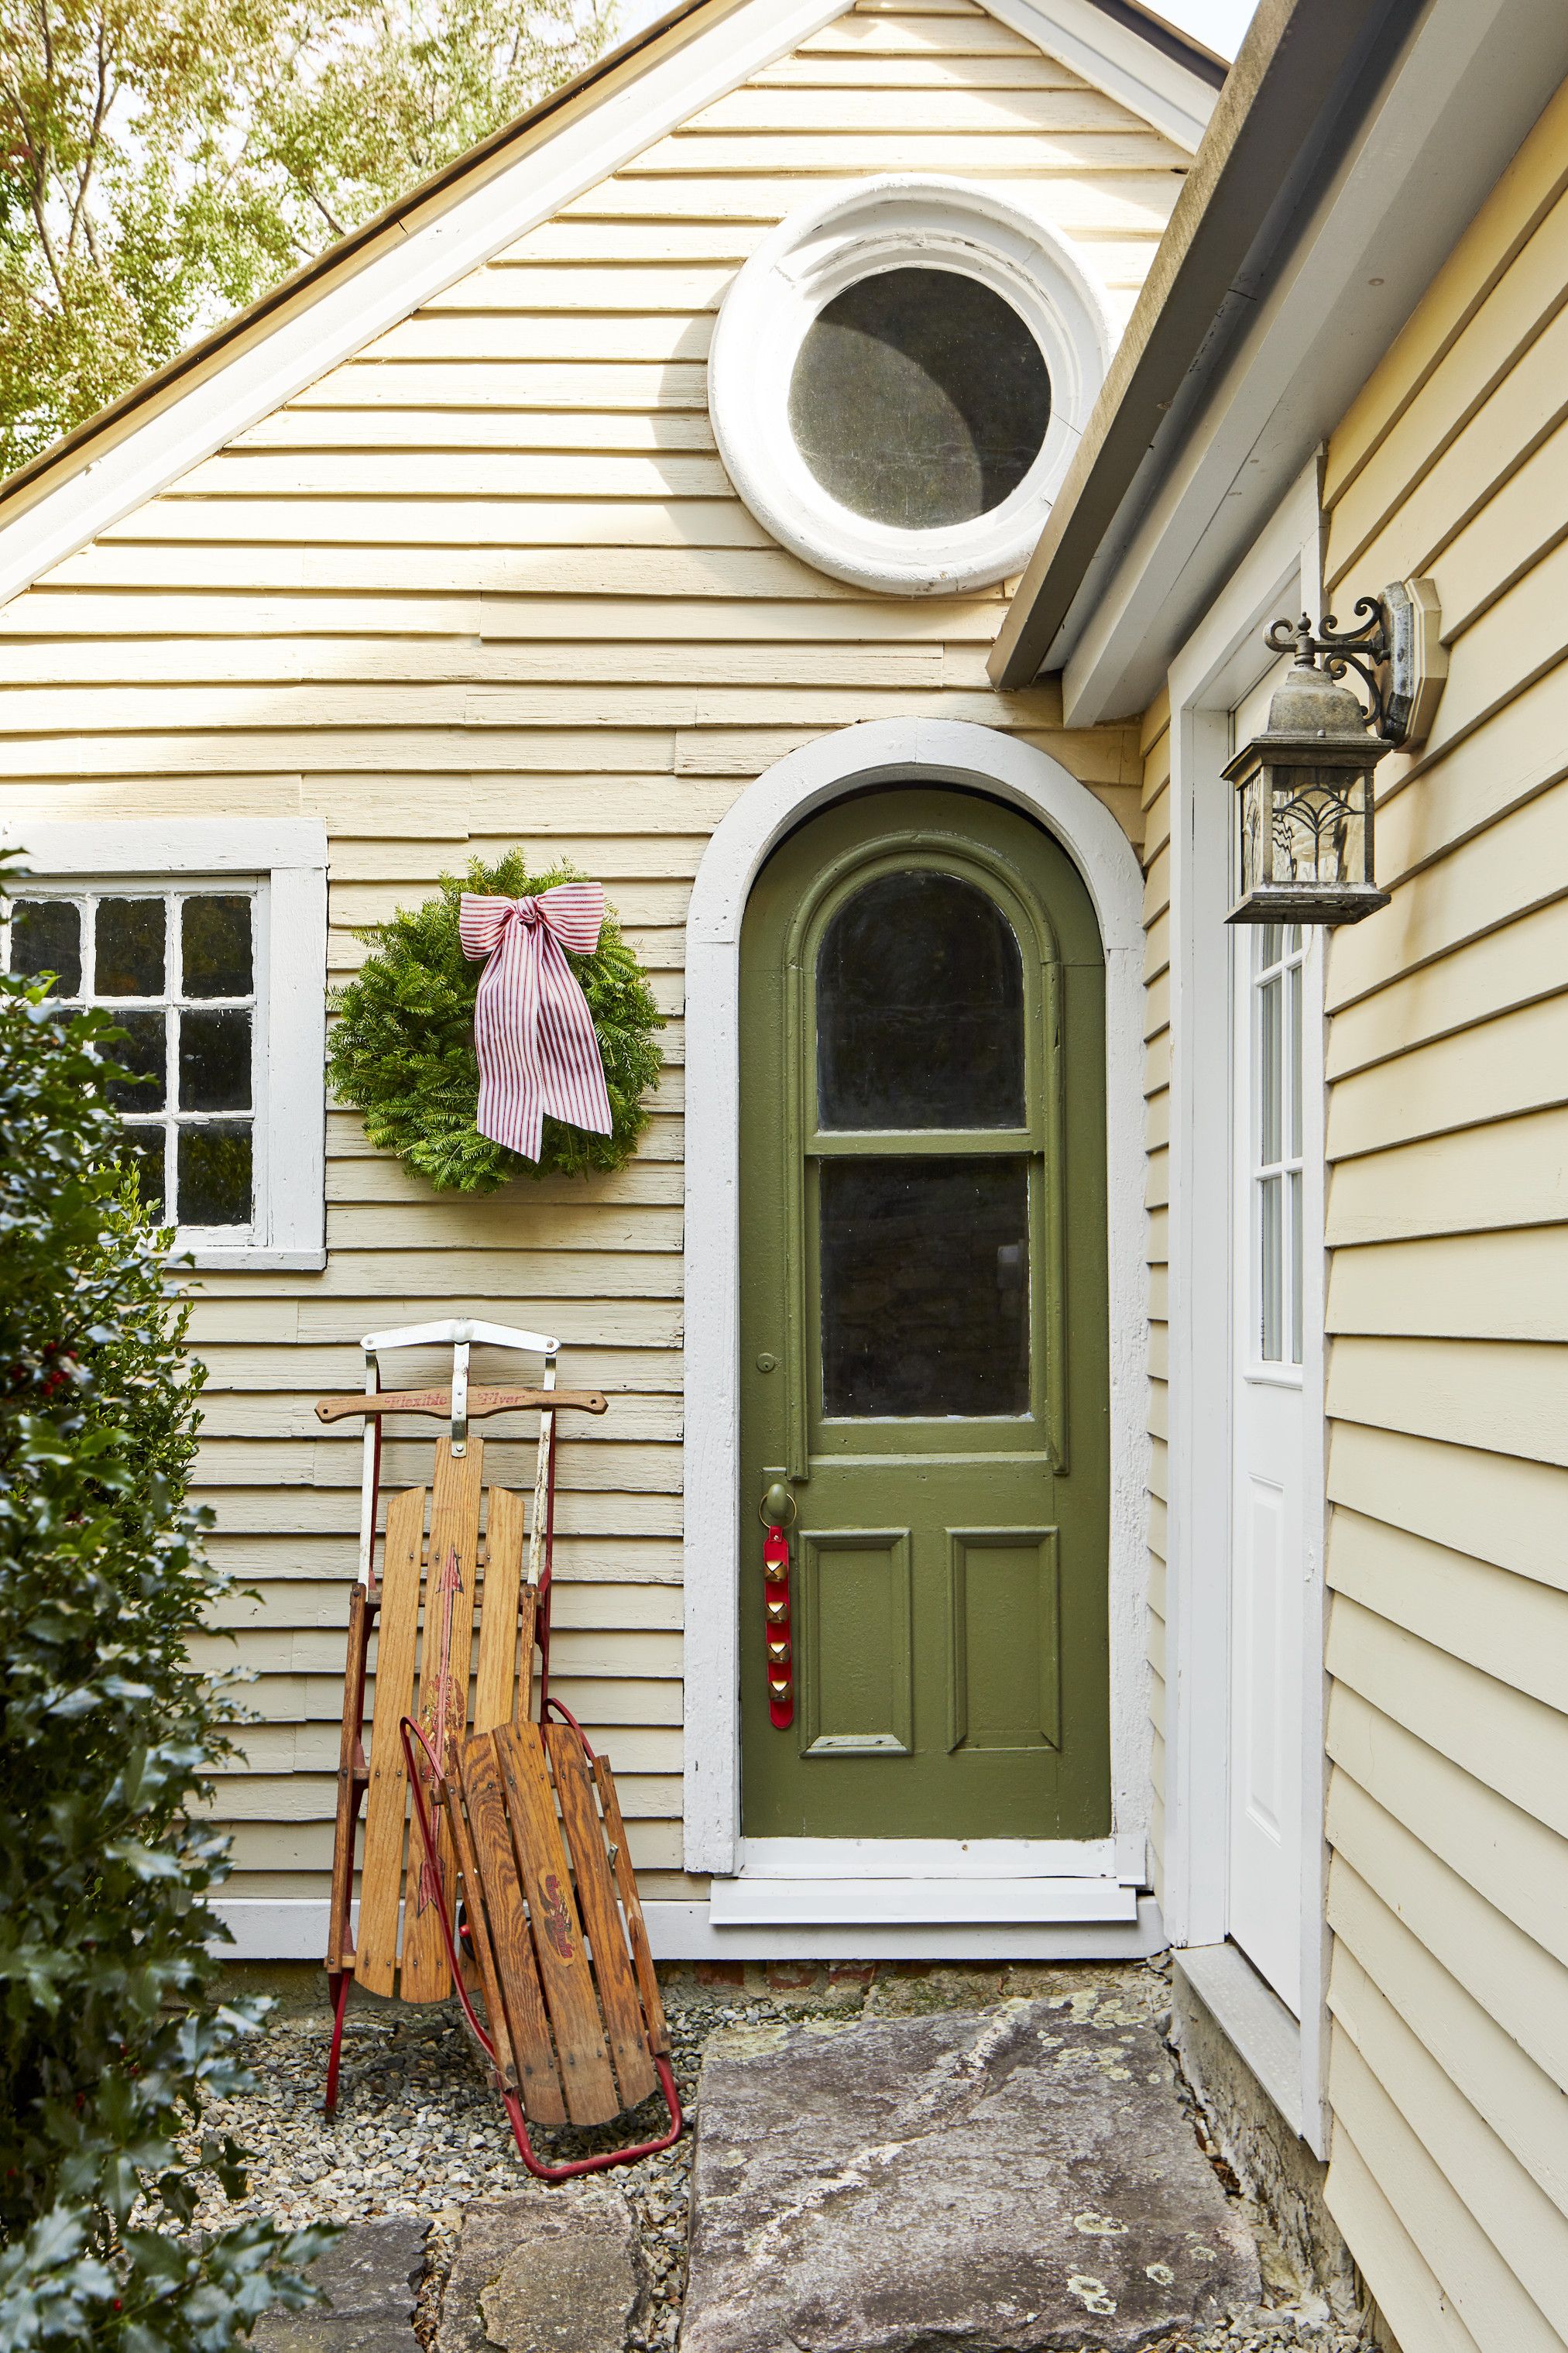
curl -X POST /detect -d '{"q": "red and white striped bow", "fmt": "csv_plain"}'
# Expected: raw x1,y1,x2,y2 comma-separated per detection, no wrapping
459,885,613,1161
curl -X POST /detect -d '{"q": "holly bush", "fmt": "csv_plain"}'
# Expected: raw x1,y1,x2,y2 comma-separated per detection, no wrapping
326,849,665,1192
0,853,331,2349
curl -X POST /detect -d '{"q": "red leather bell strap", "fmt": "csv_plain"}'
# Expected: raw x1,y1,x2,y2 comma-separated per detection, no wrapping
763,1521,794,1729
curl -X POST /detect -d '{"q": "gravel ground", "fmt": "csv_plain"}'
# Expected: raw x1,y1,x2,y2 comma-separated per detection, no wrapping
191,1960,1374,2353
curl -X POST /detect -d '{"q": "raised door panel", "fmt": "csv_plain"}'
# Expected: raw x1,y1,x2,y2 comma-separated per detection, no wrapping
800,1528,913,1758
948,1527,1061,1754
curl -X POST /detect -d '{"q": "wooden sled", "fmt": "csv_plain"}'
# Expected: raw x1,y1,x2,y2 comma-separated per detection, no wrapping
401,1709,681,2179
321,1316,678,2176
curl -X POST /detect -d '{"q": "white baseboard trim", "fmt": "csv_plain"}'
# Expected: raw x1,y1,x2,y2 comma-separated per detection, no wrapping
1175,1941,1304,2138
211,1896,1167,1965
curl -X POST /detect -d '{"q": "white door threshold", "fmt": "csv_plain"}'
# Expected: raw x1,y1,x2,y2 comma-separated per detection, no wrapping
209,1894,1168,1963
1175,1942,1304,2138
708,1874,1141,1927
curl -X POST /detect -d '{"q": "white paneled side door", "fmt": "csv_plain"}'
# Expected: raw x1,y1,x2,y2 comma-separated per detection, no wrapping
1227,916,1312,2014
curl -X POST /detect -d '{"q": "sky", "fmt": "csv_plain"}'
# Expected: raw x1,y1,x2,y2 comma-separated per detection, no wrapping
611,0,1258,62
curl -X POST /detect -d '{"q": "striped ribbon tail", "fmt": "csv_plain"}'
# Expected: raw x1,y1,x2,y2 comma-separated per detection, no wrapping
460,884,614,1160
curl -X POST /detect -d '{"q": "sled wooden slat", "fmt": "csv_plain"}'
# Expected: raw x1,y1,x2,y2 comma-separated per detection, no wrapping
593,1753,670,2056
547,1724,659,2110
355,1483,427,1997
453,1734,568,2124
492,1721,620,2127
438,1763,518,2087
401,1438,485,2001
474,1486,526,1733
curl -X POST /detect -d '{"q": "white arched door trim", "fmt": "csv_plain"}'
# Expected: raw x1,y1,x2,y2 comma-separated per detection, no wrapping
682,719,1151,1929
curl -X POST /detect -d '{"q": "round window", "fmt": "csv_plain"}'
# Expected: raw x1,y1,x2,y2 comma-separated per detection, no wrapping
787,268,1052,532
709,177,1113,596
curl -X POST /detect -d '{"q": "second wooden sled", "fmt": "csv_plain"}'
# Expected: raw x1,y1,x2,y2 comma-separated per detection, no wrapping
401,1707,681,2179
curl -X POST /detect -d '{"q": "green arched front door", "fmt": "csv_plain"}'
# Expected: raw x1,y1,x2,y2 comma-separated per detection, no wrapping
739,786,1111,1842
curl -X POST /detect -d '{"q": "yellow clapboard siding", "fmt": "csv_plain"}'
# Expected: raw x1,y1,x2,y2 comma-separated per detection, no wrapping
1327,1331,1568,1468
0,638,946,689
173,452,734,500
1327,1416,1566,1589
104,497,766,548
1325,2131,1485,2353
801,12,1034,53
0,588,1001,644
1326,896,1568,1086
1326,992,1568,1160
293,360,709,407
1335,1858,1568,2187
1333,293,1568,606
1326,2039,1563,2353
1328,1506,1568,1696
1329,1956,1568,2331
756,51,1088,88
1325,74,1568,507
238,406,722,448
683,87,1141,133
1326,1593,1568,1839
1326,1684,1568,1966
1327,1226,1568,1346
575,170,1180,232
1326,179,1568,578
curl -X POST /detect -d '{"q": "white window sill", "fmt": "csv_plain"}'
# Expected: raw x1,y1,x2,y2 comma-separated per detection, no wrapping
173,1246,327,1273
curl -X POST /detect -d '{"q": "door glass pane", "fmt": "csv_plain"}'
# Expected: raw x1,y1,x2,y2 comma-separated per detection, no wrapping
9,898,81,996
95,897,166,996
1257,973,1282,1163
818,871,1024,1130
819,1156,1029,1417
1286,960,1302,1157
1258,1173,1282,1362
1290,1170,1303,1369
183,895,252,998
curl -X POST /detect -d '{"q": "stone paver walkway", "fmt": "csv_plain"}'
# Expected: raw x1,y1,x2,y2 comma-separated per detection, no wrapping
213,1962,1367,2353
681,1994,1260,2352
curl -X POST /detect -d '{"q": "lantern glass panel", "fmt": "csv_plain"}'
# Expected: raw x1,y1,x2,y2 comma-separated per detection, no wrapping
1266,761,1369,891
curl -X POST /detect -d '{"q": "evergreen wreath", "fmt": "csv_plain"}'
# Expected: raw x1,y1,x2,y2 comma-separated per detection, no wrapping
328,850,664,1192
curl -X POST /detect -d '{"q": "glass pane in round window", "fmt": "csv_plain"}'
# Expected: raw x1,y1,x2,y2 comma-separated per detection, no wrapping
817,869,1025,1130
788,267,1051,530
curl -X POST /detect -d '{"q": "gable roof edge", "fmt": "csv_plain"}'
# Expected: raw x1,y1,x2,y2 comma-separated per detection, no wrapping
986,0,1223,153
0,0,848,610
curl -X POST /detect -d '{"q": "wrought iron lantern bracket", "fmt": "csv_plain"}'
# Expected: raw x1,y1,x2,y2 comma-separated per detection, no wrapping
1264,601,1392,737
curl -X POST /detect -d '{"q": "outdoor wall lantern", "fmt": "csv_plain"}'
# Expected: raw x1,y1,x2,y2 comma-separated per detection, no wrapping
1224,578,1445,926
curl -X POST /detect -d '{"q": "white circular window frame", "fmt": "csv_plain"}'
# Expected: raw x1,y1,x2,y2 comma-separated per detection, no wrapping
709,176,1117,597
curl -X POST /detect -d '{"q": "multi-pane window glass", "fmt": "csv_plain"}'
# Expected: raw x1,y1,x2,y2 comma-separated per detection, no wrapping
5,886,258,1231
788,267,1052,531
1253,923,1305,1365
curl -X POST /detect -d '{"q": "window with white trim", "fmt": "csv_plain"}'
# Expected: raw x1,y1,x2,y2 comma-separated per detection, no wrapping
8,881,264,1235
1,821,328,1269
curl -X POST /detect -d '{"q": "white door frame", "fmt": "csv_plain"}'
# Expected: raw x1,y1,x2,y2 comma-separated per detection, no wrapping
1164,463,1331,2151
681,718,1155,1939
